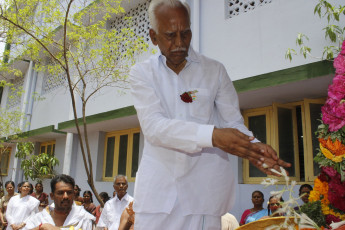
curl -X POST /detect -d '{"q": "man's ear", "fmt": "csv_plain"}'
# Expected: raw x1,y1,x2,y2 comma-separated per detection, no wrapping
149,28,158,45
50,192,54,200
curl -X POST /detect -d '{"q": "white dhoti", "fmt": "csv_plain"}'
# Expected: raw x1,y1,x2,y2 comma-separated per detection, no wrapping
134,199,221,230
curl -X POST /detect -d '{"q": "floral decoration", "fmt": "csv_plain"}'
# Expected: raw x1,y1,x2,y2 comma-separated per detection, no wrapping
319,138,345,163
306,39,345,228
262,40,345,230
321,40,345,132
180,90,198,103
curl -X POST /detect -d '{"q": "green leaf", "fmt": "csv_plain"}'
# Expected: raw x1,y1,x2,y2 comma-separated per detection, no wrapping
285,48,297,61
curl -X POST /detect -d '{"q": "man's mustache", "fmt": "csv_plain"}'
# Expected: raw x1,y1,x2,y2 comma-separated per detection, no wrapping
171,47,187,52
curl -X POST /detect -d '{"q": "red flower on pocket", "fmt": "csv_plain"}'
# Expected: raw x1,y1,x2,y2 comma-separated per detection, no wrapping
180,90,198,103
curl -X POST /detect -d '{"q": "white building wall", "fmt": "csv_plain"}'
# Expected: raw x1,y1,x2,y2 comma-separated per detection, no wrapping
29,72,71,129
85,88,133,116
199,0,343,81
196,0,336,220
2,0,337,220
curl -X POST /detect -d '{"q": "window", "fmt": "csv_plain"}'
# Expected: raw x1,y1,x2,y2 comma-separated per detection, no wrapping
226,0,273,19
39,141,56,155
242,98,325,183
103,128,140,182
0,147,12,175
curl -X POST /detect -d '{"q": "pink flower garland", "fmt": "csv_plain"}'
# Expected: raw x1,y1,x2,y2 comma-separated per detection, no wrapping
322,40,345,132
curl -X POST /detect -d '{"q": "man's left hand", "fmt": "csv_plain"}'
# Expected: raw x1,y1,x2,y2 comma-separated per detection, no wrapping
250,142,291,176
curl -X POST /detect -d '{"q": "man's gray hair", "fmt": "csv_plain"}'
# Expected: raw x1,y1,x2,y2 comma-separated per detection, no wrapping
114,174,128,183
148,0,191,32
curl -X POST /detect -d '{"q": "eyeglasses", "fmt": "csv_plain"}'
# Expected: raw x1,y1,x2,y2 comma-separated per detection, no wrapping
269,203,280,206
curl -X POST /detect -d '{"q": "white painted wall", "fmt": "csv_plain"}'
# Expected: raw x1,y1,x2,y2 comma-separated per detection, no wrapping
29,72,72,129
197,0,328,220
199,0,344,81
85,88,133,116
2,0,330,221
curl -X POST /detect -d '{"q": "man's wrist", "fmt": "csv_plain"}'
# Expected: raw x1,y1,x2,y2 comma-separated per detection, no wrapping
212,127,219,148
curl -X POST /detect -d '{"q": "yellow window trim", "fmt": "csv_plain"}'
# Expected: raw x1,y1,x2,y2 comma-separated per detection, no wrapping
39,141,56,155
243,106,273,184
0,147,12,176
242,98,325,184
302,98,326,182
102,127,140,183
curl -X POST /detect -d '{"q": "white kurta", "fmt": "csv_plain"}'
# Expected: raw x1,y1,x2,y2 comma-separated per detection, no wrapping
97,193,133,230
6,195,39,230
23,204,95,230
130,47,255,216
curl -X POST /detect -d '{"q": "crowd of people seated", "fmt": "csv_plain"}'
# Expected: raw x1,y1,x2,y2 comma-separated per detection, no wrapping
0,176,312,230
0,175,125,230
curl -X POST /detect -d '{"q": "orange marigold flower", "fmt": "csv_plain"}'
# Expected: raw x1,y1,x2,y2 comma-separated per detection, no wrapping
319,143,345,163
309,178,329,204
319,137,345,156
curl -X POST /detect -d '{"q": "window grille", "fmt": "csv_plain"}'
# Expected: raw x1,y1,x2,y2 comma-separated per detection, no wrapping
7,77,24,108
109,1,150,44
41,70,66,95
227,0,273,18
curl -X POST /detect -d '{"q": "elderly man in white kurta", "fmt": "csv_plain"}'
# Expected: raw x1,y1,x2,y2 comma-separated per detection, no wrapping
130,0,291,229
97,175,133,230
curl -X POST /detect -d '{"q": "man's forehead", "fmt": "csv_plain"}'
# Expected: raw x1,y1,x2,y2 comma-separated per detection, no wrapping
55,181,74,190
114,177,127,184
156,5,189,22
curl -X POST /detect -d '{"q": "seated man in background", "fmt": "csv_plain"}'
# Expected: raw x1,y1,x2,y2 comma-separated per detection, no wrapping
24,174,95,230
97,175,133,230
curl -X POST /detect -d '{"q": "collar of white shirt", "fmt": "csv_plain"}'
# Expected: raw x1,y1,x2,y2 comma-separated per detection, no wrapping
157,46,201,67
114,193,130,202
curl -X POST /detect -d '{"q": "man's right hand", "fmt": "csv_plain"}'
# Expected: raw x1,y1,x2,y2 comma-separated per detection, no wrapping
212,128,291,175
33,223,60,230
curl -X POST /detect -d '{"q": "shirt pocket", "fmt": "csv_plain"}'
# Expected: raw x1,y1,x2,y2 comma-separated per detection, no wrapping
188,88,212,123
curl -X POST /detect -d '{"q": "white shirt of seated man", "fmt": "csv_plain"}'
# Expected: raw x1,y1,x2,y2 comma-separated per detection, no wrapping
24,175,95,230
97,176,133,230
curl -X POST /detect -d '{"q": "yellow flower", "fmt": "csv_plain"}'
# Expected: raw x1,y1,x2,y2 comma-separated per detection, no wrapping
312,177,345,220
326,207,345,220
319,138,345,156
319,143,345,163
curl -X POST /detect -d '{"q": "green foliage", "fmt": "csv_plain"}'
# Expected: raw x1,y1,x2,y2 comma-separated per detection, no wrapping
15,142,59,181
0,108,23,144
316,122,345,142
0,80,26,176
0,0,148,100
286,0,345,61
285,48,297,61
300,201,327,228
0,0,148,205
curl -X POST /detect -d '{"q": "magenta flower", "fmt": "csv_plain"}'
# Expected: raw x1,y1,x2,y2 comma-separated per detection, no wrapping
322,99,345,132
325,215,341,226
328,75,345,101
322,49,345,132
334,53,345,75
